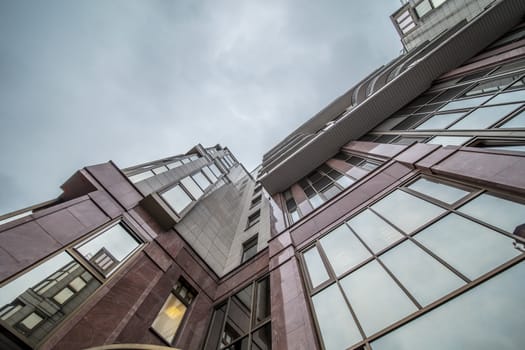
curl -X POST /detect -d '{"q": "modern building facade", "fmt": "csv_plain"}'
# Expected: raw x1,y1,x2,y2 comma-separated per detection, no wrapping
1,0,525,349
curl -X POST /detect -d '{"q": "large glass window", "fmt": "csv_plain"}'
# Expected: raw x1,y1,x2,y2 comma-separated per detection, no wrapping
180,176,204,199
204,277,271,350
192,171,212,191
162,185,193,214
301,176,525,350
0,252,101,347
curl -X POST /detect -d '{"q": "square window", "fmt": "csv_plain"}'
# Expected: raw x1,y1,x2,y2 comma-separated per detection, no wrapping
162,185,193,214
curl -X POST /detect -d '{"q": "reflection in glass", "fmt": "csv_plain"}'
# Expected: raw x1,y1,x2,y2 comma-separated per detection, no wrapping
204,303,227,350
427,136,471,146
415,112,464,130
372,190,446,234
223,285,253,343
320,224,371,275
415,214,520,280
151,294,187,343
251,323,271,350
340,261,417,335
488,89,525,105
499,109,525,128
162,185,193,213
459,193,525,233
348,209,404,253
408,178,470,204
449,104,520,129
312,284,362,350
380,240,465,306
76,224,140,276
303,247,330,288
0,252,100,346
371,262,525,349
255,278,270,324
223,337,249,350
438,95,489,111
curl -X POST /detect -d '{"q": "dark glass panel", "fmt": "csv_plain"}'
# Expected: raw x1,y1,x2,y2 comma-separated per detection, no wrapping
255,278,270,324
251,323,271,350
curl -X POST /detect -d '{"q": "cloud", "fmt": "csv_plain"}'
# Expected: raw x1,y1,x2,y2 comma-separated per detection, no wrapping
0,0,401,214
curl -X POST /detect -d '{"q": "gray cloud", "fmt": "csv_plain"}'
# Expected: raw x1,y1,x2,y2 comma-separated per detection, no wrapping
0,0,401,214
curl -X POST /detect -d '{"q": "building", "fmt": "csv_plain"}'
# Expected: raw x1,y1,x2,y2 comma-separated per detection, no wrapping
1,0,525,349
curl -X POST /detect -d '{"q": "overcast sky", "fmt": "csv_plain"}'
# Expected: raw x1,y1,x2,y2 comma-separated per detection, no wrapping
0,0,401,215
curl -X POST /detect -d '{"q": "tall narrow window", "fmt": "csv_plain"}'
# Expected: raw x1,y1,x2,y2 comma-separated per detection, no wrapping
283,189,300,223
246,210,260,229
242,235,258,263
151,279,196,344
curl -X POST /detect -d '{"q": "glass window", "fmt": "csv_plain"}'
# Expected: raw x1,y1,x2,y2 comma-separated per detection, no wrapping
407,177,470,204
166,160,183,169
371,190,446,234
202,166,218,182
312,284,362,350
347,209,404,253
339,260,417,336
209,164,222,177
438,95,490,111
426,136,471,146
204,304,227,350
415,112,464,129
371,262,525,350
458,193,525,234
152,166,168,175
223,285,253,344
192,171,211,191
415,0,432,17
242,236,258,263
151,294,187,344
0,252,100,345
246,210,260,228
488,89,525,105
499,109,525,128
303,247,330,288
75,224,141,276
319,224,371,276
415,214,520,280
69,277,86,292
380,240,465,306
255,278,270,324
251,323,271,350
449,104,520,129
180,176,204,199
162,185,193,214
128,171,153,183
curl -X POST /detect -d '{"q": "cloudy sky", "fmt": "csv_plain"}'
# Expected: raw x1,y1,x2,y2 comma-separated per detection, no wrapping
0,0,401,215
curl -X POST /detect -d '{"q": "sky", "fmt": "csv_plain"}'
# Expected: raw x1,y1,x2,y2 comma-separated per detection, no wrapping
0,0,401,215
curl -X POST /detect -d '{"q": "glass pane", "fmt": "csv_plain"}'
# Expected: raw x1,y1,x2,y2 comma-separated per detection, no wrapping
255,278,270,324
192,171,211,190
380,240,465,306
204,303,227,350
312,284,362,350
151,294,187,344
320,224,371,275
223,337,249,350
303,247,330,288
309,194,324,208
449,104,520,129
321,184,341,200
483,145,525,152
209,164,222,177
372,190,446,234
203,167,218,182
415,112,464,130
340,261,417,335
408,177,470,204
371,262,525,350
347,209,404,253
162,185,193,213
427,136,471,146
128,171,153,183
251,323,271,350
415,214,520,280
76,224,140,276
438,96,489,111
0,252,100,345
499,109,525,128
336,175,354,188
152,166,168,175
459,193,525,234
181,176,204,199
488,89,525,105
223,285,253,342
